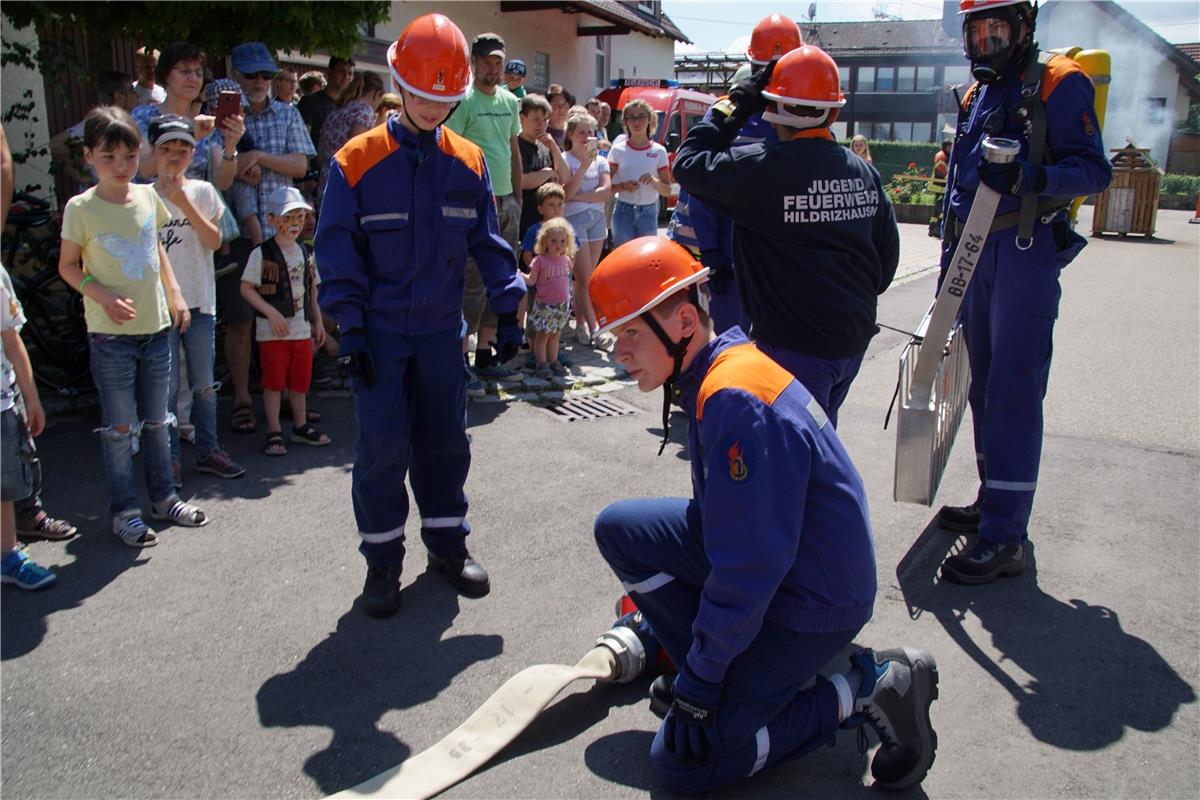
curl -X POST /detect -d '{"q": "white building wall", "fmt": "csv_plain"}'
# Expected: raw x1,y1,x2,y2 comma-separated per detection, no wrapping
1038,4,1182,165
378,2,674,100
1,18,55,203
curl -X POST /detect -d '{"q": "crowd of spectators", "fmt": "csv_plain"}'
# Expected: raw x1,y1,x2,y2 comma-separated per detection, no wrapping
7,30,647,575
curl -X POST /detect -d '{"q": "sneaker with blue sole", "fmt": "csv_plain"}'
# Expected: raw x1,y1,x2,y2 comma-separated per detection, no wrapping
1,549,57,590
846,647,939,791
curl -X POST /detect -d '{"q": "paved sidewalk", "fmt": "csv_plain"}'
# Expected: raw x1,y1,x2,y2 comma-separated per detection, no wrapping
1,211,1196,800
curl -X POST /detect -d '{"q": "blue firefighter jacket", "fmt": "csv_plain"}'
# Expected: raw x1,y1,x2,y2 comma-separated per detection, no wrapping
675,124,899,359
314,116,525,334
676,327,877,684
944,53,1111,256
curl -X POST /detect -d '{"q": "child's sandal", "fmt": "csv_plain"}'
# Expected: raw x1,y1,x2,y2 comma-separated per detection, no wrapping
151,497,209,528
292,423,331,447
264,431,287,456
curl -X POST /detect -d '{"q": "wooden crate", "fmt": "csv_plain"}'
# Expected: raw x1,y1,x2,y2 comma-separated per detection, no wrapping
1092,163,1161,237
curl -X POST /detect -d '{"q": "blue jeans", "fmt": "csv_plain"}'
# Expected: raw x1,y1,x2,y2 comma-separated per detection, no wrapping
89,329,176,517
593,497,856,794
169,310,220,460
611,199,660,247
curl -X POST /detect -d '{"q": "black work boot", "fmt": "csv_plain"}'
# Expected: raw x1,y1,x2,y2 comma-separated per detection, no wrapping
941,539,1025,585
648,673,674,719
937,501,981,533
361,564,403,618
427,551,490,597
847,647,940,791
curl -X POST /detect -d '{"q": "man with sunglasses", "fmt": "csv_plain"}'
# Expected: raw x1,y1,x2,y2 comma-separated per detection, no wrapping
935,0,1110,584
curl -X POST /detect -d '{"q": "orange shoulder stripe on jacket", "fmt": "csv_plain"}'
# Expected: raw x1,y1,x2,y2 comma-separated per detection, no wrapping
1040,53,1089,101
335,125,399,189
696,343,794,421
438,126,485,180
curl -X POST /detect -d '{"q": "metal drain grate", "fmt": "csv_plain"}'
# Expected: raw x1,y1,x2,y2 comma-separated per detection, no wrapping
536,396,639,421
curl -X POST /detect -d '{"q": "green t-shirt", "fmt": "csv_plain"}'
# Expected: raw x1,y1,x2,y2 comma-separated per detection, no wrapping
61,184,172,336
445,84,520,197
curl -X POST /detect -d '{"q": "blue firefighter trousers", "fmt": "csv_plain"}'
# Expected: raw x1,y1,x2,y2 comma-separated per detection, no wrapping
351,328,474,568
959,230,1062,546
594,497,858,794
756,344,864,429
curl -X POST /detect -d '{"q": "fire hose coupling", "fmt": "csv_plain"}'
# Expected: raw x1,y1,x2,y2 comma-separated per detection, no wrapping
981,136,1021,164
595,624,647,684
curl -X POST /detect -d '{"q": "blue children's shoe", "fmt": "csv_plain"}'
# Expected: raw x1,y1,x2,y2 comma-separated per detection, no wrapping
1,548,57,590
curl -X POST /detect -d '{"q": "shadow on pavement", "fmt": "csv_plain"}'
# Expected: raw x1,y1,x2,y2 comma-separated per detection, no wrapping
897,520,1196,750
255,571,504,794
0,532,149,660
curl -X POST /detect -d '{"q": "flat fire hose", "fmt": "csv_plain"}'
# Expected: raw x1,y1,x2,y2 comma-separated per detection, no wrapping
893,136,1020,505
329,625,647,800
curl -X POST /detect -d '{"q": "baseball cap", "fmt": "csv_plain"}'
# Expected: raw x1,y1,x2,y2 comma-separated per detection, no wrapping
148,114,196,147
231,42,277,75
204,78,247,108
267,186,313,218
471,33,505,59
505,58,526,76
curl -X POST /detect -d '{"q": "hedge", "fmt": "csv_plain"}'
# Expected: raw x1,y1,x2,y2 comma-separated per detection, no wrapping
1160,173,1200,198
841,140,942,181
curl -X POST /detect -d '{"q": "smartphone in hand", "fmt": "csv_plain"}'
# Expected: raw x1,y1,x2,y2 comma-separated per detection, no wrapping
586,137,599,158
214,91,241,130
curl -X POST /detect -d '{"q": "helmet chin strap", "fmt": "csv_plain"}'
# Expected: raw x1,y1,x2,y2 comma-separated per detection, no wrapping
639,311,693,456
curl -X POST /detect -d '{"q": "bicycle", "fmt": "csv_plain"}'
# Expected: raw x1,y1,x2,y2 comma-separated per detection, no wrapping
2,193,94,396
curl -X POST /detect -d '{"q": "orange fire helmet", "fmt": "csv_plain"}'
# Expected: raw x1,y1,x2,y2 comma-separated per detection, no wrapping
746,13,803,66
760,45,845,128
958,0,1028,14
387,13,471,102
590,237,709,335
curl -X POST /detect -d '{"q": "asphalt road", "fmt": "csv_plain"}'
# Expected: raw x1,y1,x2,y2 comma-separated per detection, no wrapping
2,208,1197,799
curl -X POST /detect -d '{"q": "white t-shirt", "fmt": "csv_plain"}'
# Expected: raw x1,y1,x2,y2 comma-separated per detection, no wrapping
134,82,167,105
608,139,669,207
156,180,226,315
563,151,611,216
1,266,25,412
242,240,317,342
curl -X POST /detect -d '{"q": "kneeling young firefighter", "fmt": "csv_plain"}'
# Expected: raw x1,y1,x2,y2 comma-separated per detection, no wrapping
588,237,939,793
315,14,525,618
936,0,1111,585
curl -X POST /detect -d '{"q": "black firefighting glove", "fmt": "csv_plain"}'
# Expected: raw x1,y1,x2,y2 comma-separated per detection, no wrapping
977,158,1046,197
495,311,523,364
715,61,776,137
338,328,375,388
663,666,723,763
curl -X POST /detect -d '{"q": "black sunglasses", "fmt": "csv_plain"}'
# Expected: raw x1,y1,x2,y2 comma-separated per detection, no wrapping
246,71,276,80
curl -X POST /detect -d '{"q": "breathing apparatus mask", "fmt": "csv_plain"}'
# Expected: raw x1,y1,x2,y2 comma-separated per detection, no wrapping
963,2,1036,83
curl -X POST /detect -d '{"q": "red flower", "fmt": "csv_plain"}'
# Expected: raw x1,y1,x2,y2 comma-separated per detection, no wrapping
908,161,917,168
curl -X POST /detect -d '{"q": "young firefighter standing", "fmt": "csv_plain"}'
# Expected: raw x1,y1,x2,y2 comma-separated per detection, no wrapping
936,0,1110,584
589,237,939,794
673,44,899,427
315,14,525,618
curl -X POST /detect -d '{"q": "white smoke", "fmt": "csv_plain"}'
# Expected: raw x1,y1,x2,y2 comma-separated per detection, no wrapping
1037,2,1184,166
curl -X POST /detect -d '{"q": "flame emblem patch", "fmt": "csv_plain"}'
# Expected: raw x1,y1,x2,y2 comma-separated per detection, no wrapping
727,441,748,481
433,69,446,91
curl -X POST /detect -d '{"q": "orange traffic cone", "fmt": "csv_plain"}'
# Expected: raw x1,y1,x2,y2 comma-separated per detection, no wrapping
1190,193,1200,224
